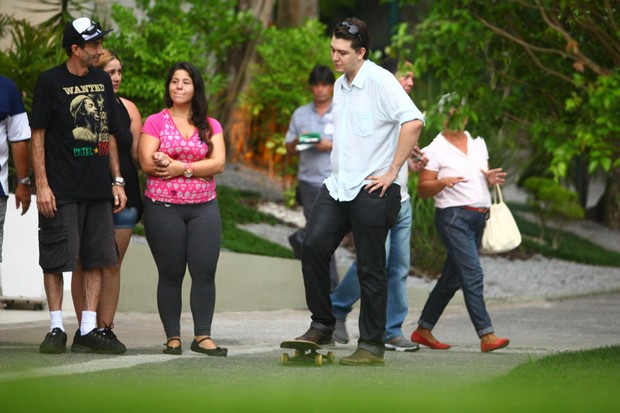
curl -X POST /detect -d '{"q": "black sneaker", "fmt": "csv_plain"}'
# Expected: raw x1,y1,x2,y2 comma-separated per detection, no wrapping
295,327,334,346
71,328,126,354
39,328,67,354
99,325,126,353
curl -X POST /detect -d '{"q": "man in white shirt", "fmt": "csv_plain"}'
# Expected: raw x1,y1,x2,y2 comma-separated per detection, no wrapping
293,17,425,366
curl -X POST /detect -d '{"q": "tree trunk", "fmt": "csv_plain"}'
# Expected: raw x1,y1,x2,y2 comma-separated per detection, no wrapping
219,0,276,158
603,167,620,229
276,0,319,28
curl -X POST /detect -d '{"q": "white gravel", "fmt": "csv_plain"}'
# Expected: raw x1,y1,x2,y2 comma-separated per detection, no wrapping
222,164,620,301
239,201,620,302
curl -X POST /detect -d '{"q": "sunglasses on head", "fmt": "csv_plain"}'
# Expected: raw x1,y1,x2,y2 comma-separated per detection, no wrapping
81,21,102,37
337,21,363,44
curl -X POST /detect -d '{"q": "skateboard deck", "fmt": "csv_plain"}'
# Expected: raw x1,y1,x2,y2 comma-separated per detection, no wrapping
280,340,334,366
0,296,45,310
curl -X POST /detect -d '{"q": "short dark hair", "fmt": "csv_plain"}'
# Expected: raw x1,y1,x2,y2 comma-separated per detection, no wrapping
333,17,369,59
308,64,335,85
380,57,399,75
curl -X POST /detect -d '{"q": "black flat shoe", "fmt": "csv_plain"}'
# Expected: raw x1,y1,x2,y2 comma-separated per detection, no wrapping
163,337,182,355
190,337,227,357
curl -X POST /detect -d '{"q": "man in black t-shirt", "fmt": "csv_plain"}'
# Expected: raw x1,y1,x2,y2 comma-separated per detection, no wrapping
31,17,128,355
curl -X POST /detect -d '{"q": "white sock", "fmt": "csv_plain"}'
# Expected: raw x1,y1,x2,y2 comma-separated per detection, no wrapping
80,311,97,335
50,310,64,332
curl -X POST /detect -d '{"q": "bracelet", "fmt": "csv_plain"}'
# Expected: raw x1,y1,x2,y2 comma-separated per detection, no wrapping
17,176,32,186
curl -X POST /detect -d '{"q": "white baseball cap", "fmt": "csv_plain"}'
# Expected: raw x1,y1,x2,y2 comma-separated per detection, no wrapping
62,17,112,48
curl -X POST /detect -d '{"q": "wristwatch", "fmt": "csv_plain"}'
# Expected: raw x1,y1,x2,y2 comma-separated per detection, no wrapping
17,176,32,186
183,163,193,178
112,176,125,187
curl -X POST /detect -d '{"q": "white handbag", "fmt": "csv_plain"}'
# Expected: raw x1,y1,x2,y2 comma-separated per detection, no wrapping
480,184,522,254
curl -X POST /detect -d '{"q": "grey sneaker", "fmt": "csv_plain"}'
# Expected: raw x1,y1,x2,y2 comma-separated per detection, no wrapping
339,348,384,366
39,328,67,354
384,336,420,352
333,319,349,344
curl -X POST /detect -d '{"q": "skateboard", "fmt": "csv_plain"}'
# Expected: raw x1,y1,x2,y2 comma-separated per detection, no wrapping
0,296,45,310
280,340,335,366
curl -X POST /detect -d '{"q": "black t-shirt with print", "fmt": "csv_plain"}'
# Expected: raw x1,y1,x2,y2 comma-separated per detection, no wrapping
30,63,121,201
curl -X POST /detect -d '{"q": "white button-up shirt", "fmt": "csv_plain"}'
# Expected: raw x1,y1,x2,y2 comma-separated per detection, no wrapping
422,131,492,209
325,60,424,201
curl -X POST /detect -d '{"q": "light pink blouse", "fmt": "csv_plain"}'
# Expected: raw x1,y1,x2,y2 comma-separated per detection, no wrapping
142,108,222,204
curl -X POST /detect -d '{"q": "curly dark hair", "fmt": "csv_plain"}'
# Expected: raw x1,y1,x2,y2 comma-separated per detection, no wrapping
164,62,214,154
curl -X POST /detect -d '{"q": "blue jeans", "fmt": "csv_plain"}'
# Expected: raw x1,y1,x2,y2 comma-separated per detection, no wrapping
331,200,412,342
418,207,494,337
302,184,401,356
113,207,139,229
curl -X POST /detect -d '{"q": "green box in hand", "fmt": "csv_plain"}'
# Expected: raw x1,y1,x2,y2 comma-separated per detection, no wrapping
299,132,321,144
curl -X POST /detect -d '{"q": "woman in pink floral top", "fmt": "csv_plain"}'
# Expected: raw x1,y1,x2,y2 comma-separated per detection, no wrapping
139,62,227,357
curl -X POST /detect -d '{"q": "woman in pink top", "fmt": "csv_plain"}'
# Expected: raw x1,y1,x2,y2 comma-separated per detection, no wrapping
139,62,226,356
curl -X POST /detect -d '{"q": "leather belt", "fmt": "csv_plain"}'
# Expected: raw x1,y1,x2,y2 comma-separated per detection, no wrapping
461,206,490,214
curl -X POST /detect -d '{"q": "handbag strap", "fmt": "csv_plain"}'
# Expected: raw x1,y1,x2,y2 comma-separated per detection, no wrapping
492,184,504,205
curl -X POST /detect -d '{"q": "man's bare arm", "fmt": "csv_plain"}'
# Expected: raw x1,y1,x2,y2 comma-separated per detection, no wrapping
108,134,127,212
31,128,56,218
11,140,31,215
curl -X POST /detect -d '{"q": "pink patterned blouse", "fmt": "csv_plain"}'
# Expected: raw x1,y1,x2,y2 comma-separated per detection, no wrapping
142,108,222,204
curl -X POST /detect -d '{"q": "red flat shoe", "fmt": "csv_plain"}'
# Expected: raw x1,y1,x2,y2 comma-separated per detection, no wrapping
481,337,510,352
411,331,451,350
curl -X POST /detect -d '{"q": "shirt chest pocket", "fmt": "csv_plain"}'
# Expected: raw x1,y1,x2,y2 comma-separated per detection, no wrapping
353,112,374,137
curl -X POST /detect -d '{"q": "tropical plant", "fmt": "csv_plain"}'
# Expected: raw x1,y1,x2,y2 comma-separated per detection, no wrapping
408,173,445,277
0,15,64,111
242,18,333,126
399,0,620,227
523,176,584,248
101,0,260,121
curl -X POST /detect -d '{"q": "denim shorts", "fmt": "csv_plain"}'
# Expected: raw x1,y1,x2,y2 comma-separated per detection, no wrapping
113,207,139,229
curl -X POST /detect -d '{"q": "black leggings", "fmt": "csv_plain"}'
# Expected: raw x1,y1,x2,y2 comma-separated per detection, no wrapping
144,197,221,338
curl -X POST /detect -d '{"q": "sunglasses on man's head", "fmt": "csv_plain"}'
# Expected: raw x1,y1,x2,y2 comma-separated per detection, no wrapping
337,21,363,44
81,21,102,37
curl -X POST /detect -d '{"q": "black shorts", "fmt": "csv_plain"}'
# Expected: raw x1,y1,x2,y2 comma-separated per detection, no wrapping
38,199,118,273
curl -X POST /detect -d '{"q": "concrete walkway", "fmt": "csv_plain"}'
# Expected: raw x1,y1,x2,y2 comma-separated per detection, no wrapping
1,236,619,374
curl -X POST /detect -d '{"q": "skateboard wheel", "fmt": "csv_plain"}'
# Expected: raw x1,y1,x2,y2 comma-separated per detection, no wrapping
294,349,301,358
281,353,289,365
327,351,335,363
314,354,323,366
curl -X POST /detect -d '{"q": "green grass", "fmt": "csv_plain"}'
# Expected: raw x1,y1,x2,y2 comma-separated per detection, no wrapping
2,346,618,412
469,345,620,412
508,202,620,267
217,185,295,258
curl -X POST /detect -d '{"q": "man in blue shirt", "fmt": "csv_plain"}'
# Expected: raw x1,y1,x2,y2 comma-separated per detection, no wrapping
285,65,339,291
0,76,32,261
293,18,425,366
